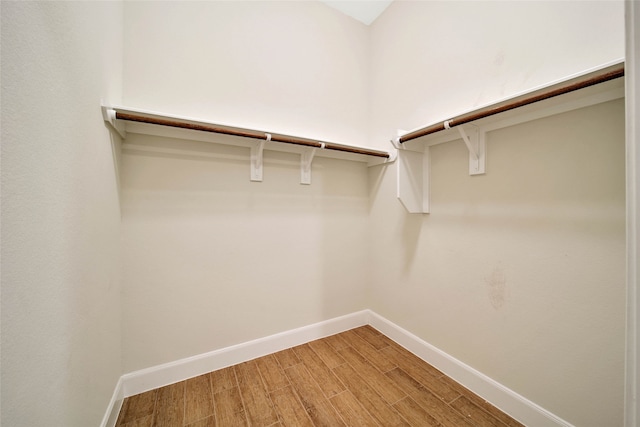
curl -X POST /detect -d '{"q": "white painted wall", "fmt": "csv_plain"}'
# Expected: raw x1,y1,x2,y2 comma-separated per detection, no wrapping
368,1,625,426
123,0,370,146
120,136,370,372
1,2,123,426
120,1,371,372
369,0,625,148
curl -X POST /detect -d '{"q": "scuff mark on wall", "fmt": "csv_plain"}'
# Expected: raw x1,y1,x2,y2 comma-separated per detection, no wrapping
485,266,507,310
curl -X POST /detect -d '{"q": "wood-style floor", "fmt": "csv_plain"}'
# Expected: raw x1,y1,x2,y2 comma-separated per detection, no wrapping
116,326,525,427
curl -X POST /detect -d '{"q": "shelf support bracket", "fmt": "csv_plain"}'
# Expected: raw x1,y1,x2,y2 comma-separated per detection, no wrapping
396,129,430,214
101,106,126,139
250,136,268,182
456,124,485,175
301,147,317,185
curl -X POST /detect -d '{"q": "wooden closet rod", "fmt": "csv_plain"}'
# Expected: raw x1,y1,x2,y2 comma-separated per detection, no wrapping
115,112,390,159
399,63,625,144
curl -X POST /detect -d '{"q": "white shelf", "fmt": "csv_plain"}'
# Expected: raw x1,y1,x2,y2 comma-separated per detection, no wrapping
395,61,625,214
102,106,396,185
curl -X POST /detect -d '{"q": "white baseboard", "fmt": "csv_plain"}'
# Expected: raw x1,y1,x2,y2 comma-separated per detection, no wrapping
122,310,369,398
102,309,572,427
367,310,574,427
100,377,124,427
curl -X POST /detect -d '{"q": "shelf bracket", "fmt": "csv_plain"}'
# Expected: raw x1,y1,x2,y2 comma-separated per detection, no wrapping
301,147,317,185
101,106,126,139
396,130,430,214
455,124,485,175
250,136,268,182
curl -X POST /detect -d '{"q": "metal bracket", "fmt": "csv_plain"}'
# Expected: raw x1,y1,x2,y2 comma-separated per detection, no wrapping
250,136,268,182
300,147,317,185
456,124,486,175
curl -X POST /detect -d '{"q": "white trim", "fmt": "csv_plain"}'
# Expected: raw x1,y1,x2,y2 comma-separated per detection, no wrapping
104,310,576,427
626,1,640,425
410,82,624,149
399,59,624,139
120,310,369,398
105,105,392,167
367,311,574,427
99,377,124,427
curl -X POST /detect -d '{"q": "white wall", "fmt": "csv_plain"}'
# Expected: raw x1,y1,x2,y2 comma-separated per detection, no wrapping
123,0,370,146
1,2,123,426
368,1,625,426
120,1,371,372
369,0,625,147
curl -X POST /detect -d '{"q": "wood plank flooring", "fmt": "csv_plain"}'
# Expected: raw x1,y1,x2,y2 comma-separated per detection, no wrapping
116,326,525,427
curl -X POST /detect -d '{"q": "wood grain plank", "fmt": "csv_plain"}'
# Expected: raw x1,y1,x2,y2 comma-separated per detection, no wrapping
214,387,247,427
273,348,300,369
332,363,410,427
235,361,279,426
119,415,154,427
117,390,157,425
308,338,345,369
269,385,314,427
441,378,526,427
210,366,237,394
184,374,215,425
329,390,380,427
185,415,216,427
387,368,473,427
338,346,406,404
323,333,351,351
341,329,396,373
256,354,289,393
379,344,444,380
393,396,440,427
284,363,346,426
450,395,511,427
153,381,185,427
412,391,475,427
351,326,393,350
294,344,345,398
386,367,426,394
380,345,460,402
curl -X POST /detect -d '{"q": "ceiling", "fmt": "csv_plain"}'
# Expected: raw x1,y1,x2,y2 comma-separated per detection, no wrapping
321,1,393,25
